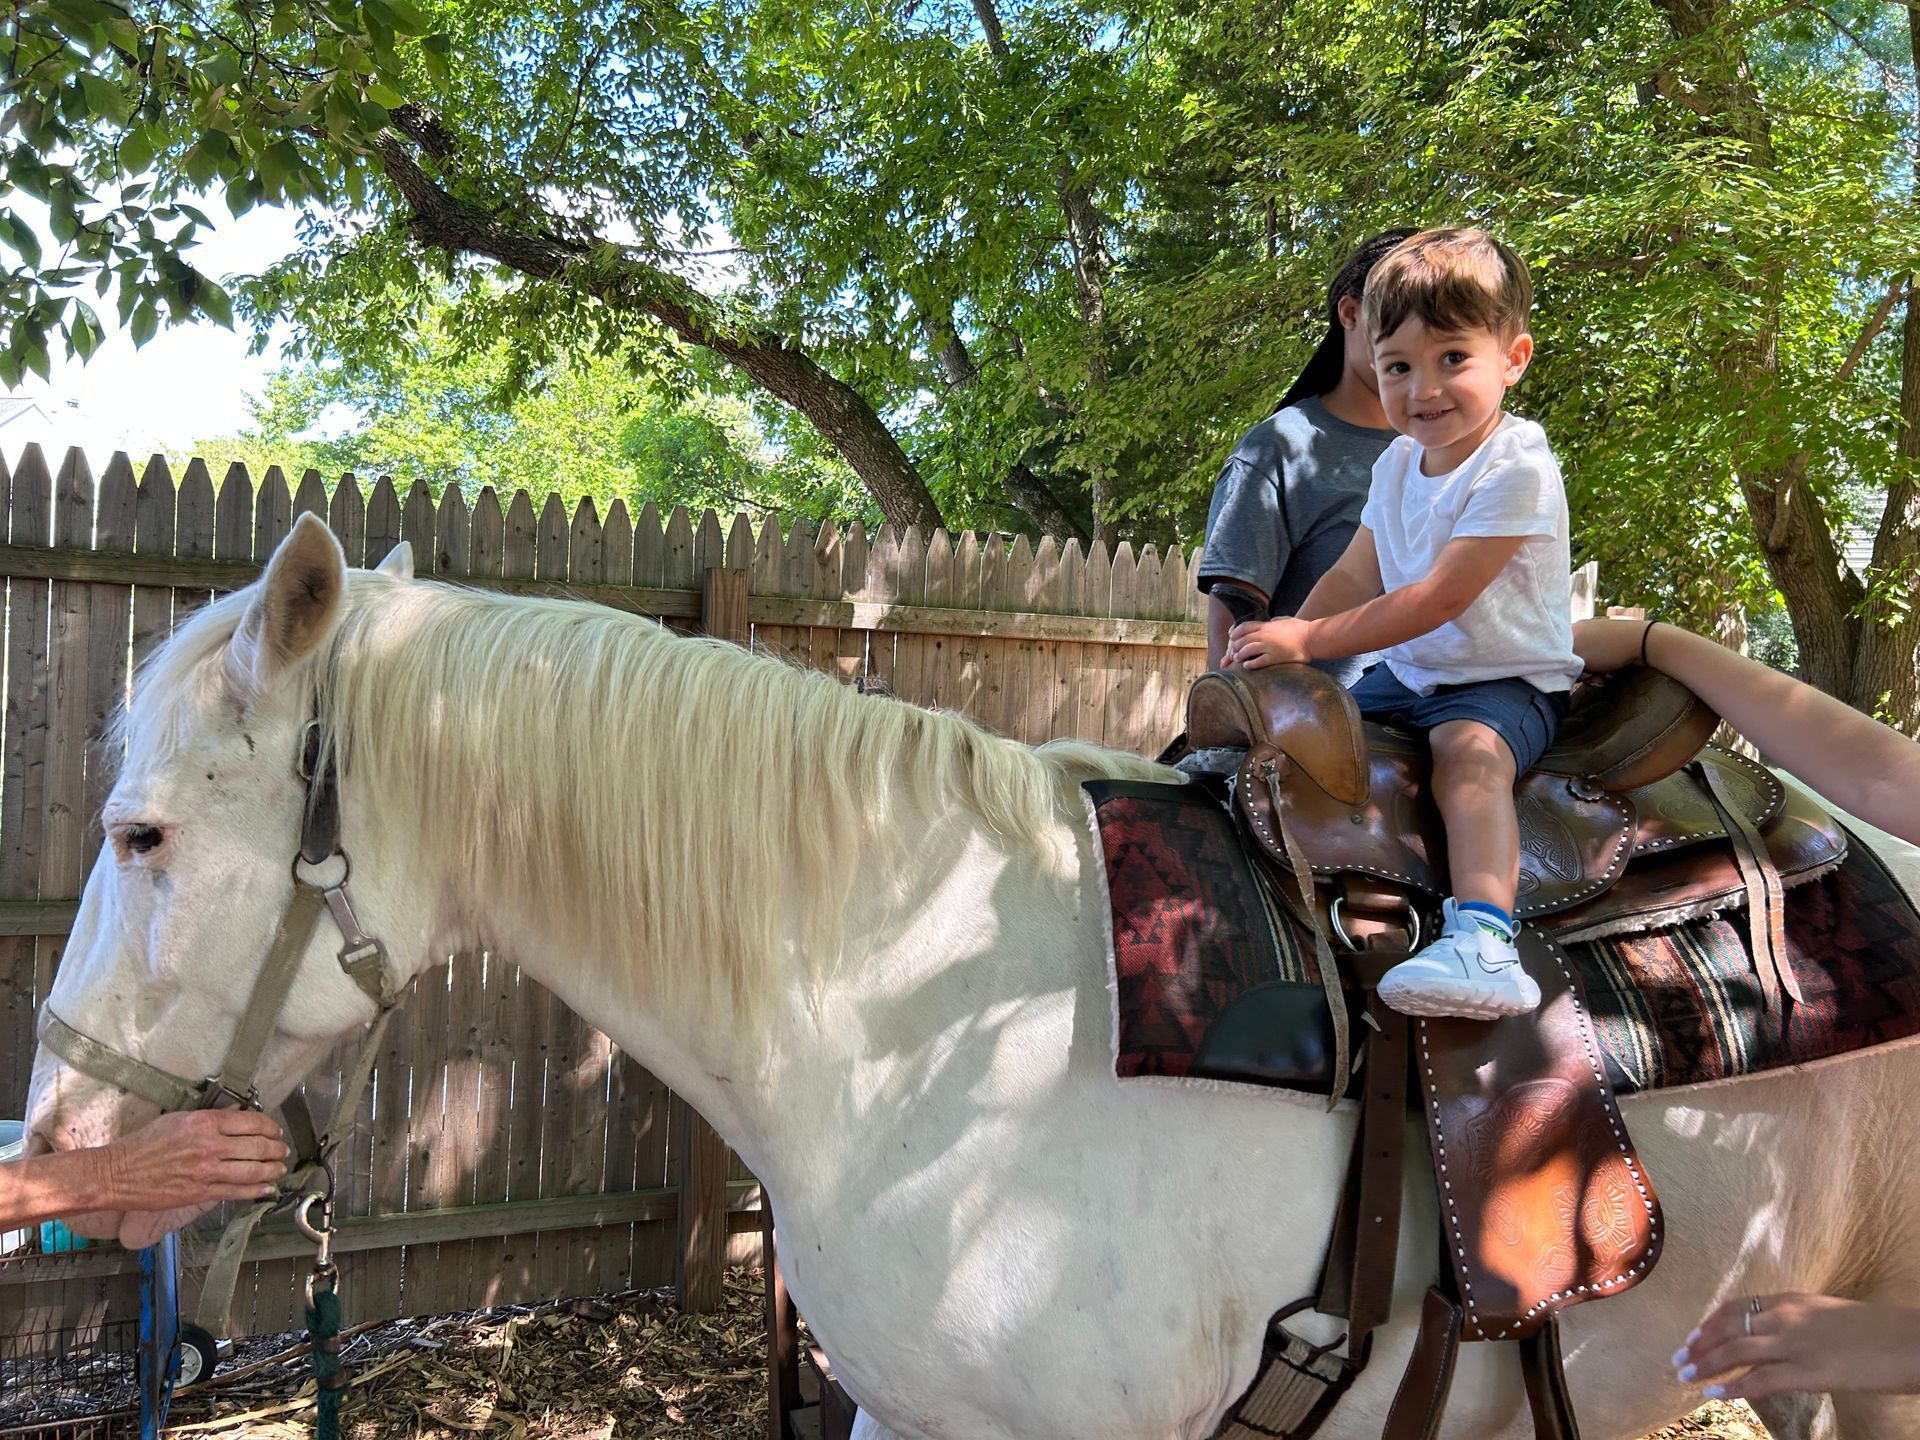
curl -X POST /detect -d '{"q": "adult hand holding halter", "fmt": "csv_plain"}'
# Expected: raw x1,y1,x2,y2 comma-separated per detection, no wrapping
0,1109,289,1232
1579,616,1920,1404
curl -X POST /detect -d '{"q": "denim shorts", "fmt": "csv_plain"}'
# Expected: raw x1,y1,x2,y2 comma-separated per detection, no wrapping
1348,665,1569,774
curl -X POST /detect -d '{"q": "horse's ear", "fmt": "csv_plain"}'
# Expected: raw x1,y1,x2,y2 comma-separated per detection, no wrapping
373,541,413,580
229,513,348,696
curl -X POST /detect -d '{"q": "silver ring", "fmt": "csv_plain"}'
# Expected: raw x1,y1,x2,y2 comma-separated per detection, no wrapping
1328,895,1424,955
1744,1295,1763,1336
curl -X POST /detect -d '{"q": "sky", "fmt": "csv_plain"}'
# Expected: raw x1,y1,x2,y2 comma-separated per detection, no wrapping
7,203,302,463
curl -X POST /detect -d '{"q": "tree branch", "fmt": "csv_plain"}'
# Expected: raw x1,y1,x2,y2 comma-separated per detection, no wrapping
375,118,944,532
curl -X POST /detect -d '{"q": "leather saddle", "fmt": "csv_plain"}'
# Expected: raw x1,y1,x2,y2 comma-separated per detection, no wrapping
1185,663,1841,1006
1186,663,1849,1440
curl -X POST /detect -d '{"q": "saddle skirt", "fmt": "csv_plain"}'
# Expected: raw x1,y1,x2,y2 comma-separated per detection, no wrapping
1085,776,1920,1346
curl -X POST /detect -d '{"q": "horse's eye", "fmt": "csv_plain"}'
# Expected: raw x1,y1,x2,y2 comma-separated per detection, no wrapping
120,825,166,856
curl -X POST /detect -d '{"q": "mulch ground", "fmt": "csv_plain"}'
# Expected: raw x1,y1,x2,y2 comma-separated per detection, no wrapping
7,1270,1774,1438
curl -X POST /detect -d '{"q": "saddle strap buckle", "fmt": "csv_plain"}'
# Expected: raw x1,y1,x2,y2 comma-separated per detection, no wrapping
196,1075,262,1111
1328,894,1423,956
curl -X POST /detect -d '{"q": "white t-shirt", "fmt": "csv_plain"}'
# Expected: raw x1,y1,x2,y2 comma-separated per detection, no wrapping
1359,414,1579,696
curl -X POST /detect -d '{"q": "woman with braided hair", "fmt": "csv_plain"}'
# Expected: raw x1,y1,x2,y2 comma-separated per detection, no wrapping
1198,229,1416,675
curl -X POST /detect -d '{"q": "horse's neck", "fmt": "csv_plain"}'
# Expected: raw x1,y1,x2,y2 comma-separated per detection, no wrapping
462,789,1092,1191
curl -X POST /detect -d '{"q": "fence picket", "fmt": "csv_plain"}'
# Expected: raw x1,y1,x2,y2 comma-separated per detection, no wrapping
437,485,471,577
174,458,217,620
809,521,846,681
366,476,403,569
293,469,328,523
0,448,49,1116
632,502,664,587
402,480,436,570
603,500,634,588
328,474,366,565
662,506,696,592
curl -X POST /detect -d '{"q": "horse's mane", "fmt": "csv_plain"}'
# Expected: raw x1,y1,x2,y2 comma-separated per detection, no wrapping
125,572,1170,1020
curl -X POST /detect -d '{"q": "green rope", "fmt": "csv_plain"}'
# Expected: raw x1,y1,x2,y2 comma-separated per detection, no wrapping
306,1283,345,1440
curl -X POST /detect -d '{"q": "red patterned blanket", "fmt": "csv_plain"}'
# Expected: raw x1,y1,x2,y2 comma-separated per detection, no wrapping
1088,779,1920,1095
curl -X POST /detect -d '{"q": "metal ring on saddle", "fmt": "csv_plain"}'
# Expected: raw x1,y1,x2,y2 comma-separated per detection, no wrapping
1329,894,1423,955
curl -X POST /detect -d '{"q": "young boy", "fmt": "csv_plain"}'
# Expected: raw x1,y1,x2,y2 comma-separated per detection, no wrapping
1224,227,1579,1020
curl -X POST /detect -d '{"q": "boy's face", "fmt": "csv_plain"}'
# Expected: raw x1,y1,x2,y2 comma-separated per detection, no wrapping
1370,314,1533,465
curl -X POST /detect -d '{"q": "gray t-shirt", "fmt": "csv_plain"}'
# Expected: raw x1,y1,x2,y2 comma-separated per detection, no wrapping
1198,397,1396,685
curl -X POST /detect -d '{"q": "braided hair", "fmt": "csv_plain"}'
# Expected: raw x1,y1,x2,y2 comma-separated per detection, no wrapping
1274,228,1419,413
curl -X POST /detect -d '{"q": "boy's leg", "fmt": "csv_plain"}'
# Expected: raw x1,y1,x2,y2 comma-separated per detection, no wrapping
1429,719,1520,910
1376,715,1542,1020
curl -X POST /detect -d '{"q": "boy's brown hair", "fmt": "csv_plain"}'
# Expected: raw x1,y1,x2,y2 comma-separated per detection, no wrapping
1361,227,1532,344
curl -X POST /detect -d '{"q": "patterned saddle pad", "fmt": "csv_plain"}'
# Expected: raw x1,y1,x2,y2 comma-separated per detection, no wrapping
1089,778,1920,1095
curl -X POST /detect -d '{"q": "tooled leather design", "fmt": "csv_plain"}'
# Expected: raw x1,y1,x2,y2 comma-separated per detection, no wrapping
1420,929,1662,1342
1629,747,1785,857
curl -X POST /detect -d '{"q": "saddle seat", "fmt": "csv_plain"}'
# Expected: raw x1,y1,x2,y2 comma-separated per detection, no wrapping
1184,663,1843,953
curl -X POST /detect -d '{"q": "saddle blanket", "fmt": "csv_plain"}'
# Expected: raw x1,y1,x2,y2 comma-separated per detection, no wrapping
1089,778,1920,1096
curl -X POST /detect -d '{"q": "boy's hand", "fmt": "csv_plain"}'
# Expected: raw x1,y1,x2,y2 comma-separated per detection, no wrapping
1226,618,1312,669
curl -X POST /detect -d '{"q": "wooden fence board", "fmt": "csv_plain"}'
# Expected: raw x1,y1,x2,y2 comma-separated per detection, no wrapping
255,467,292,561
402,481,435,570
131,456,176,671
604,501,634,588
806,522,843,680
437,486,470,579
892,528,931,707
34,451,94,1345
174,458,216,621
0,448,51,1109
632,501,664,588
329,474,367,565
470,488,504,579
85,455,136,875
293,469,328,523
366,477,402,569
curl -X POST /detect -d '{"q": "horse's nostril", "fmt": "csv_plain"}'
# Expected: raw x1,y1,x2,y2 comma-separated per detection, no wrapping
22,1128,53,1158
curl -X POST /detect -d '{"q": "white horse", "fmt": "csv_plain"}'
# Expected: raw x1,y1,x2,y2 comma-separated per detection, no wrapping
23,515,1920,1440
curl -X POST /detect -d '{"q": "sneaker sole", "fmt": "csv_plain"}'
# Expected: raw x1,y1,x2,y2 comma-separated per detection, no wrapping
1376,975,1541,1021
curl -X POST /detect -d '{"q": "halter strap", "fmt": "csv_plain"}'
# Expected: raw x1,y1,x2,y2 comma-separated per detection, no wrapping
37,1011,210,1113
36,713,407,1335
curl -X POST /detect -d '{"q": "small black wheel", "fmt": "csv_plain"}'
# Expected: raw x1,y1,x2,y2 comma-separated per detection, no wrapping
175,1323,219,1386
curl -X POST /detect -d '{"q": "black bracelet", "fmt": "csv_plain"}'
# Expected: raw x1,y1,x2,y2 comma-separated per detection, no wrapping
1640,619,1658,668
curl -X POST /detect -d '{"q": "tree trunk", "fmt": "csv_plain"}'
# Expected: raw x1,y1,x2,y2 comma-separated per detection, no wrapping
1846,2,1920,731
971,0,1117,548
921,309,1090,544
377,116,945,534
1647,0,1920,721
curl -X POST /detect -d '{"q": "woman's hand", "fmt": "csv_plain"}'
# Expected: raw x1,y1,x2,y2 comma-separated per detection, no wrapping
101,1109,289,1209
1226,617,1313,669
1571,617,1650,674
1673,1294,1920,1401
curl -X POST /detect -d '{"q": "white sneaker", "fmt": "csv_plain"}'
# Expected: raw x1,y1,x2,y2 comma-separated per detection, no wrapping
1376,899,1542,1020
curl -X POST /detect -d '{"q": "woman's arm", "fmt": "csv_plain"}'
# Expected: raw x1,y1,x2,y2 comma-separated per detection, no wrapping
0,1110,288,1231
1575,619,1920,846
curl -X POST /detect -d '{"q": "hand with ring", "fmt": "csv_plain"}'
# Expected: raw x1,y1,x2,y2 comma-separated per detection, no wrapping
1672,1293,1920,1401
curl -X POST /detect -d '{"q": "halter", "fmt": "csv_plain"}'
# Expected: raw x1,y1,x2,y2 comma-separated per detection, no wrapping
36,715,405,1332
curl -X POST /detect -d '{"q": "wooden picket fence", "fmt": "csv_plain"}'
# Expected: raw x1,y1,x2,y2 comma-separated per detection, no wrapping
0,444,1207,1363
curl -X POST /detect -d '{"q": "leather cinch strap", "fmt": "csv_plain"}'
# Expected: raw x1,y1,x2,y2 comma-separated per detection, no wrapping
1245,750,1352,1106
1695,759,1801,1009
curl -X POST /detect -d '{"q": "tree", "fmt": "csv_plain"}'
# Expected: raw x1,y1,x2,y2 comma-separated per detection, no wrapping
185,310,874,522
11,0,1920,723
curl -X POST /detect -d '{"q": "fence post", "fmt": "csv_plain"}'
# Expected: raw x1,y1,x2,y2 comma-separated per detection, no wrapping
678,566,749,1315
